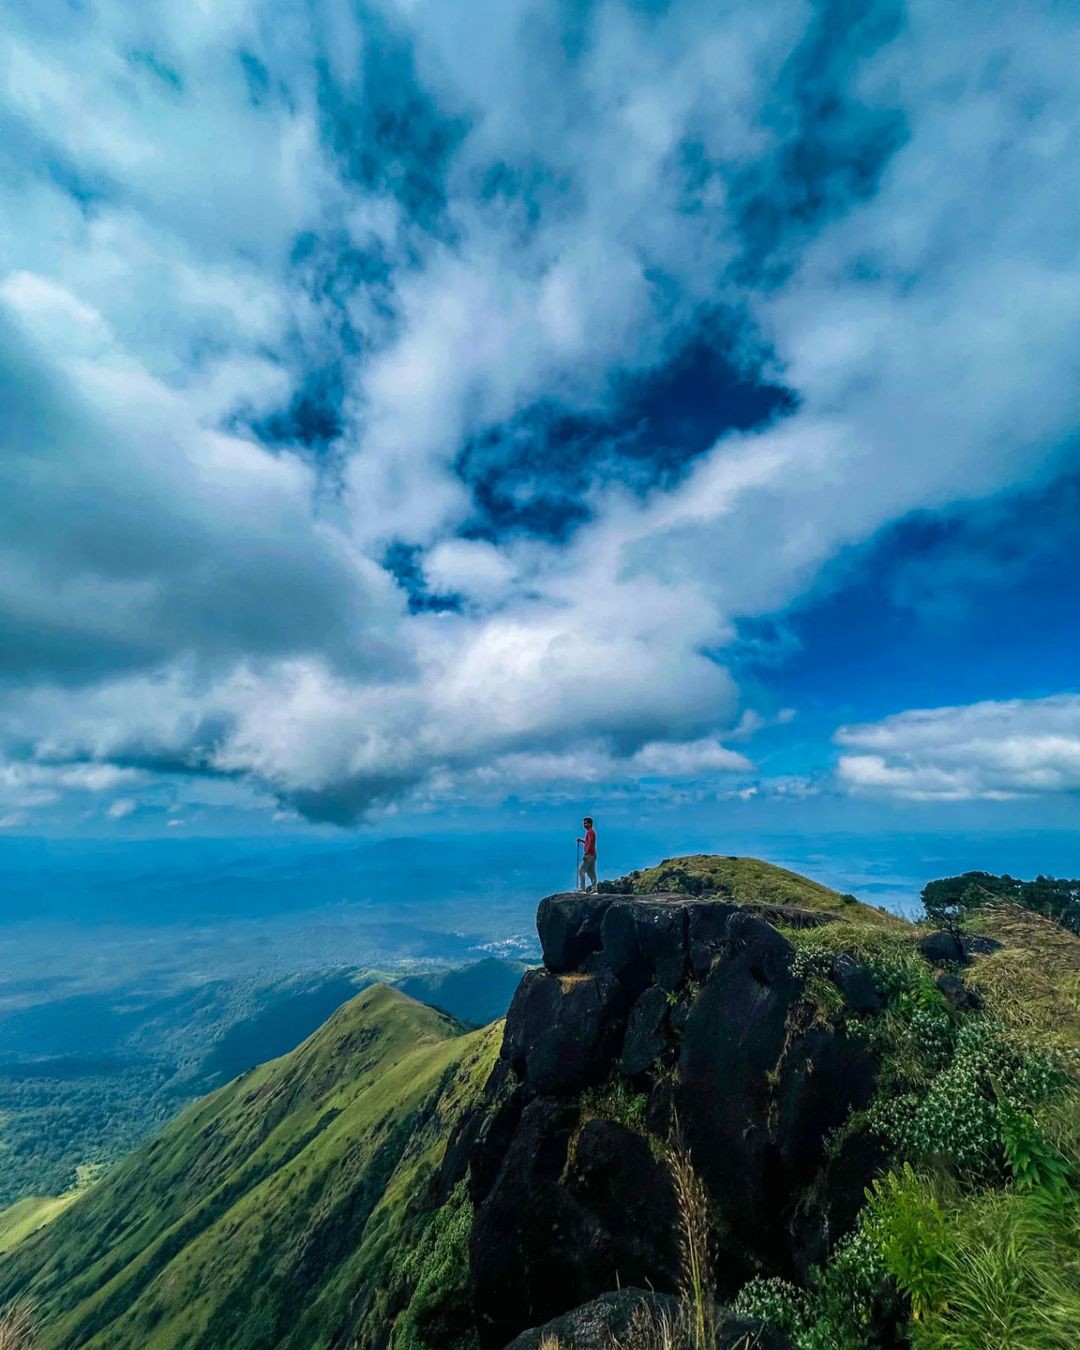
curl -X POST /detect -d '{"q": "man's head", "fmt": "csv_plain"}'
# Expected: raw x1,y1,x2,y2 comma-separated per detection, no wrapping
583,817,593,827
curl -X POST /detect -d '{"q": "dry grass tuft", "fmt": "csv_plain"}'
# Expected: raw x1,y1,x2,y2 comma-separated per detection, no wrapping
0,1302,37,1350
619,1301,685,1349
966,905,1080,1050
610,1145,716,1350
668,1146,714,1350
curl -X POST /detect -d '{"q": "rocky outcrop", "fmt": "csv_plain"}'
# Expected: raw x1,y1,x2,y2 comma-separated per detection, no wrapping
505,1289,793,1349
455,891,883,1347
469,1101,681,1343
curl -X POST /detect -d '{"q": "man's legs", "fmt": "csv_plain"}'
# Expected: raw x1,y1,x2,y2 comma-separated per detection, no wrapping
583,856,597,892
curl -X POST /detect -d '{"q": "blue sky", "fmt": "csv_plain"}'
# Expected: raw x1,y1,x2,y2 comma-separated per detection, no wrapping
0,0,1078,862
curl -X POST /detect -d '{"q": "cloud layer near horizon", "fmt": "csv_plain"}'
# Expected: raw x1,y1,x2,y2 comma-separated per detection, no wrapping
837,696,1080,801
1,0,1077,826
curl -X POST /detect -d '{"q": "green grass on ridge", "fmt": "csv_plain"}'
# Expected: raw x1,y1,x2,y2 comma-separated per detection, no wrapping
611,854,903,927
0,1191,80,1253
0,984,500,1350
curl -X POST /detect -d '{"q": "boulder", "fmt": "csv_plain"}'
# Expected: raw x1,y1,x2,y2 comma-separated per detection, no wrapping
726,909,795,986
502,967,628,1096
830,953,883,1015
620,984,671,1076
470,1106,679,1347
963,933,1003,956
467,890,886,1338
503,1289,679,1350
601,896,691,993
918,930,968,966
504,1292,793,1349
537,893,617,972
935,970,982,1011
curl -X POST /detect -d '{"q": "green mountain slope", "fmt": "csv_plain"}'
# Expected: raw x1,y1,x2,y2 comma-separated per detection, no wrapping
0,985,499,1350
0,1192,79,1253
608,853,902,926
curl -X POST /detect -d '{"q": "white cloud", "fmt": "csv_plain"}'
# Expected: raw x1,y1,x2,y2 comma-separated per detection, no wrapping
0,1,1077,823
836,695,1080,800
422,538,516,604
631,739,752,777
107,797,138,819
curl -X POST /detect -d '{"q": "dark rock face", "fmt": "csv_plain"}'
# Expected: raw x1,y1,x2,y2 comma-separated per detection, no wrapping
919,929,968,966
465,891,882,1343
676,920,876,1279
470,1104,680,1347
741,901,838,931
688,900,739,976
537,893,616,972
601,896,691,992
620,984,671,1076
503,967,628,1096
790,1122,889,1276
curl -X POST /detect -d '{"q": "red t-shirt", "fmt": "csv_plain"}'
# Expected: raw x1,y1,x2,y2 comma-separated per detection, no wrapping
583,827,596,857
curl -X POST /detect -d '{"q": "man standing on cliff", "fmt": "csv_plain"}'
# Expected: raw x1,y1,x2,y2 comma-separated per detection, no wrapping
577,816,597,892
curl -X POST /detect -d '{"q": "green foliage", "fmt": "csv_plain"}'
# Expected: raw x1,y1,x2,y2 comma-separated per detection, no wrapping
580,1079,648,1134
787,924,932,1002
392,1183,478,1350
911,1184,1080,1349
799,1230,889,1350
995,1090,1073,1199
732,1232,891,1350
789,941,833,982
868,1017,1069,1176
922,871,1080,936
731,1276,806,1339
740,905,1080,1350
0,1194,79,1256
0,1063,177,1208
862,1164,948,1321
921,879,990,934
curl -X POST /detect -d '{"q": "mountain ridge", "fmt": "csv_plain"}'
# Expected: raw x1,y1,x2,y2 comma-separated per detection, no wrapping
0,984,499,1348
5,855,1077,1349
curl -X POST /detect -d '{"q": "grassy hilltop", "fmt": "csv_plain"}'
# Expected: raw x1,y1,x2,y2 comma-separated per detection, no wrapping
605,852,904,926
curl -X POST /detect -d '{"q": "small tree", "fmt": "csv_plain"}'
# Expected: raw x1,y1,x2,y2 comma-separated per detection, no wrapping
920,873,998,933
921,870,1080,935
